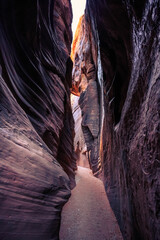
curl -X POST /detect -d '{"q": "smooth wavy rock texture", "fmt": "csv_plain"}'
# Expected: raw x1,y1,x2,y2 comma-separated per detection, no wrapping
0,74,71,240
86,0,160,239
72,0,160,239
0,0,76,239
71,16,101,176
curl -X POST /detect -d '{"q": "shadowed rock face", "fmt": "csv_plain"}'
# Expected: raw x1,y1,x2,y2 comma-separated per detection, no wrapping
0,75,71,240
71,94,90,169
1,0,160,239
0,0,76,239
71,16,101,175
72,0,160,239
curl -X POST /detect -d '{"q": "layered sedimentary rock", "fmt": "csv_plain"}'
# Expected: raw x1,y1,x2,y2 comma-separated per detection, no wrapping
71,16,101,175
73,0,160,239
71,93,89,168
0,75,71,240
0,0,76,239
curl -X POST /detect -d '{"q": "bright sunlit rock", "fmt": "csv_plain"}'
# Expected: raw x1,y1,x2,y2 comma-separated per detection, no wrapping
71,0,86,38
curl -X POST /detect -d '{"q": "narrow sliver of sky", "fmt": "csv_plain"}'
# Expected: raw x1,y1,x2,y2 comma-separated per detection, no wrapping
71,0,86,38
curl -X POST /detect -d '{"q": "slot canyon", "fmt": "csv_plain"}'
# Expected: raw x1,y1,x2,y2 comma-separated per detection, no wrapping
0,0,159,240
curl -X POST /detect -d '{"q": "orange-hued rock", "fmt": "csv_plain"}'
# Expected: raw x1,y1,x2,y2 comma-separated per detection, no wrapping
71,16,92,95
71,16,83,61
71,15,101,176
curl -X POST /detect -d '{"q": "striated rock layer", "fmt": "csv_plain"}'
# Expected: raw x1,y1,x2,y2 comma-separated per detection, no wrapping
0,75,71,240
71,93,90,169
0,0,76,239
71,15,101,175
72,0,160,239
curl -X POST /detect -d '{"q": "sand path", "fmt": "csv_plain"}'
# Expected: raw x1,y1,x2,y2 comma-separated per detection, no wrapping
60,167,123,240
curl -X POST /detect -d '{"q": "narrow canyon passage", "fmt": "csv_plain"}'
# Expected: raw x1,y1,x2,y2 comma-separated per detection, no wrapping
60,167,123,240
0,0,159,240
59,2,123,236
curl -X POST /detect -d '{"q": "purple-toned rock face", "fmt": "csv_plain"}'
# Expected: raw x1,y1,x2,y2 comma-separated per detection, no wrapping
72,0,160,239
0,0,160,239
71,16,101,175
0,74,71,240
0,0,76,239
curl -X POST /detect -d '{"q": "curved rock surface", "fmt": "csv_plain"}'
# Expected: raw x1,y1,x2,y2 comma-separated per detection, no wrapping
0,0,76,239
0,0,76,183
71,94,89,168
0,75,70,240
72,0,160,239
71,16,101,175
0,0,160,239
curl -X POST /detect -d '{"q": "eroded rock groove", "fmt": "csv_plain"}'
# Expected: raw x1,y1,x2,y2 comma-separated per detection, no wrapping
0,0,160,240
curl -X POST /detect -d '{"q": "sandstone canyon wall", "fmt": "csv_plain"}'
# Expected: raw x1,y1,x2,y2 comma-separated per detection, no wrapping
0,0,76,239
71,15,102,175
72,0,160,239
0,0,160,239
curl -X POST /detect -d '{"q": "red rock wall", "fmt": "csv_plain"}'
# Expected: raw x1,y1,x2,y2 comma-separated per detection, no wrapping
72,0,160,239
71,94,89,168
0,0,76,239
71,16,102,175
